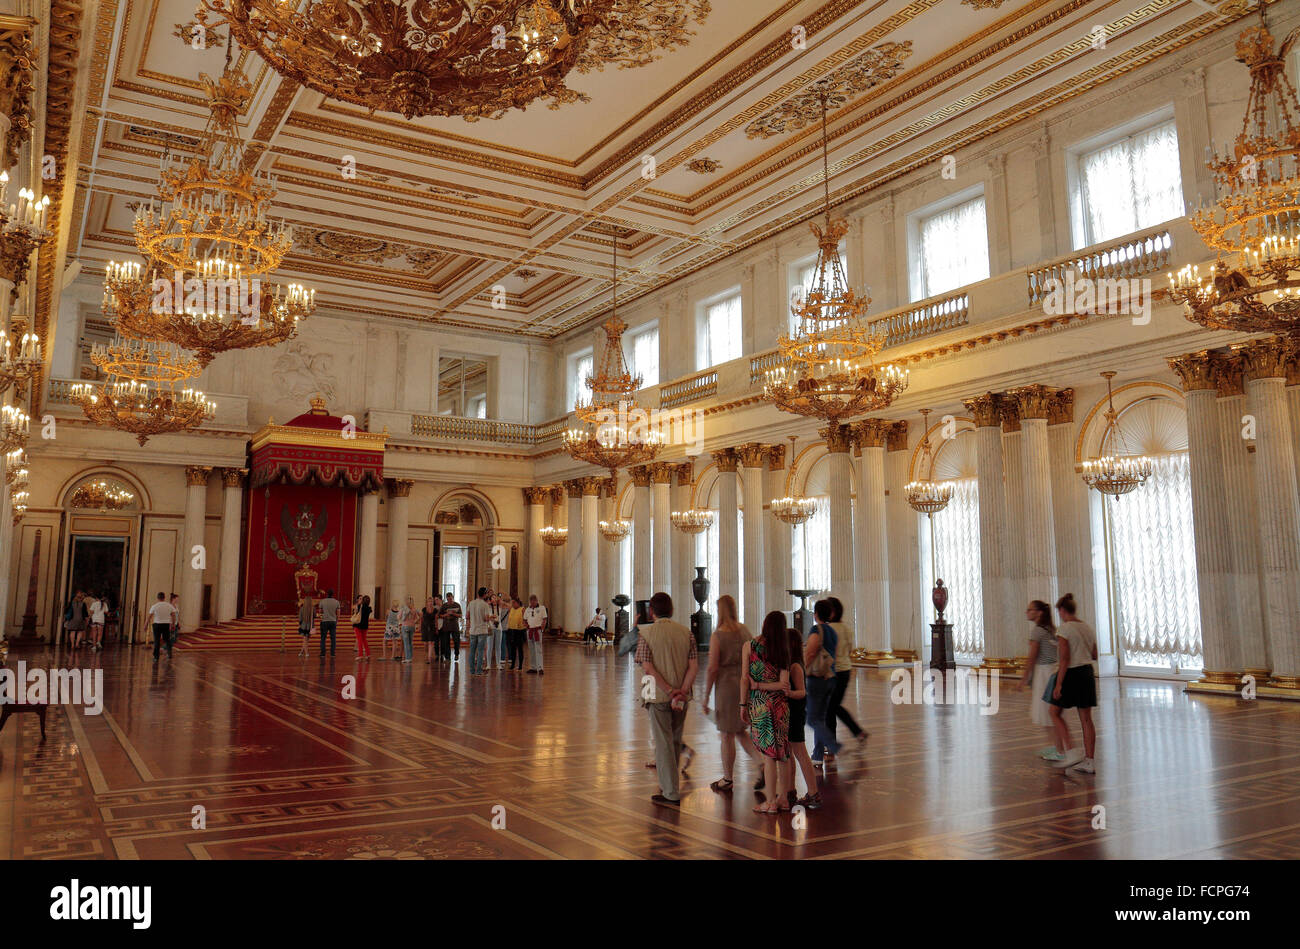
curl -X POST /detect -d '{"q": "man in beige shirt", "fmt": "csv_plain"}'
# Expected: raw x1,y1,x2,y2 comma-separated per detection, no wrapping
635,592,698,806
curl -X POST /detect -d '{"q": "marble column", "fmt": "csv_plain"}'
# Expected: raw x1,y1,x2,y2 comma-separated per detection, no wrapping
1010,385,1059,609
713,448,740,603
1000,402,1027,665
821,424,855,621
1238,338,1300,688
765,444,792,618
1169,352,1243,689
580,476,601,629
630,465,653,602
963,393,1013,668
599,476,619,615
181,466,211,632
885,422,921,661
851,420,893,662
386,479,413,609
672,463,694,613
1047,391,1091,624
524,487,547,602
0,451,11,637
564,479,584,634
357,488,379,605
651,463,675,598
737,443,769,628
216,468,245,622
1214,371,1268,678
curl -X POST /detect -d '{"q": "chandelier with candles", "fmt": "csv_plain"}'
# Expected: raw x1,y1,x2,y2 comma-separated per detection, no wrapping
0,171,52,289
10,487,27,523
69,479,136,512
1167,11,1300,336
0,324,41,396
763,88,909,423
1079,372,1153,501
670,509,714,534
770,496,820,525
1,403,29,452
195,0,710,121
539,525,568,547
905,408,954,516
598,518,632,541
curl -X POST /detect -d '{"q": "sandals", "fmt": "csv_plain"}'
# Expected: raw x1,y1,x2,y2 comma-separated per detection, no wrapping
797,793,822,810
710,778,735,794
752,802,779,814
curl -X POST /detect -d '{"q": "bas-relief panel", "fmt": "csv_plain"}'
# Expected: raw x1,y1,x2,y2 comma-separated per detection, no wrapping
6,520,59,636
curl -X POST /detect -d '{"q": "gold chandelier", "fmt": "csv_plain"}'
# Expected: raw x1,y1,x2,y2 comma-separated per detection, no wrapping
0,324,41,396
103,259,315,366
763,89,908,423
132,62,293,276
0,172,52,290
1079,371,1152,501
70,479,135,512
905,408,954,516
195,1,711,121
540,525,568,547
1,403,29,452
771,496,819,525
1168,11,1300,336
10,486,27,523
4,448,26,484
598,518,632,541
670,509,713,534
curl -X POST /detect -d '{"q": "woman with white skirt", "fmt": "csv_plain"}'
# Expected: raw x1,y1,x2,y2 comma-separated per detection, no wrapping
1019,600,1061,760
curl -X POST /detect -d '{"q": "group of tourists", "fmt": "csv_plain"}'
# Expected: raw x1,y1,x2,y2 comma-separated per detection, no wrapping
1019,592,1098,774
62,589,122,651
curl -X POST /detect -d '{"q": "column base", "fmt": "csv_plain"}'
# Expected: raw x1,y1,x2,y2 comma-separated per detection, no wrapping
850,648,904,667
978,657,1019,672
1266,674,1300,690
1244,667,1273,681
892,649,920,663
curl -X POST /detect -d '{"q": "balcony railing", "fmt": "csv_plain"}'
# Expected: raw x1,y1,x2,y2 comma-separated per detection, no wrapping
411,414,538,444
870,291,970,347
1027,227,1174,306
660,370,717,409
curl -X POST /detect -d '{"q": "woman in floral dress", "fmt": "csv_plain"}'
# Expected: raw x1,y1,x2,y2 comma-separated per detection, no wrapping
743,611,791,814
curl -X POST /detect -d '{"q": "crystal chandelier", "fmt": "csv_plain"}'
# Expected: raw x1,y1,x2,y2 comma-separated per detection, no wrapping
0,324,42,395
598,518,632,541
1079,371,1153,500
670,509,714,534
905,408,954,516
132,61,293,276
763,89,909,423
196,1,710,121
540,526,568,547
1,403,29,452
771,496,819,525
69,479,135,512
103,259,315,366
1167,11,1300,336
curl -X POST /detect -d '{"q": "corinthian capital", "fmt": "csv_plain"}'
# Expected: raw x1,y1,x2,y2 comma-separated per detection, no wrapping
962,392,1002,428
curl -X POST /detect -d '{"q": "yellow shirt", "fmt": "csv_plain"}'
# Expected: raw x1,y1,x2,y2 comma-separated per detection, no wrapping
507,606,526,630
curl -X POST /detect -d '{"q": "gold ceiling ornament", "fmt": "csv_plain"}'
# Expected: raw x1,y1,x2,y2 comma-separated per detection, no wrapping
670,509,713,534
686,157,722,174
745,41,913,139
1168,10,1300,337
960,0,1008,8
0,322,41,396
1,402,29,452
132,59,293,276
196,0,711,121
763,90,909,425
102,259,315,367
770,496,820,526
598,518,632,541
70,479,135,512
539,525,568,547
1078,372,1153,501
905,407,954,516
0,172,52,290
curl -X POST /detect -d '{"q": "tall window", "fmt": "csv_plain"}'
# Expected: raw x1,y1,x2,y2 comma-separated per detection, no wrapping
788,249,844,336
619,534,632,602
441,546,470,602
921,479,983,660
568,350,593,410
698,292,742,370
1107,453,1201,671
629,325,659,388
1076,119,1183,246
913,195,989,300
468,395,487,419
790,499,830,593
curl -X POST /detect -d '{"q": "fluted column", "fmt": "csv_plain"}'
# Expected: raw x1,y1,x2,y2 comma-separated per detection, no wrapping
357,488,379,604
821,424,855,622
599,477,619,614
524,487,547,602
651,463,674,597
1011,385,1059,608
216,468,245,622
386,479,413,608
1169,352,1243,689
0,452,12,638
564,479,584,634
580,477,601,629
1238,338,1300,687
885,422,920,661
671,463,693,611
546,486,563,616
181,466,211,632
765,444,791,619
1000,402,1026,664
1047,391,1091,622
964,394,1013,668
713,448,740,603
851,420,893,662
737,443,769,627
630,466,652,601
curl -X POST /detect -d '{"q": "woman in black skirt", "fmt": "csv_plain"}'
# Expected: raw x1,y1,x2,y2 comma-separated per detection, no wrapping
1048,593,1098,774
421,596,441,663
783,626,821,808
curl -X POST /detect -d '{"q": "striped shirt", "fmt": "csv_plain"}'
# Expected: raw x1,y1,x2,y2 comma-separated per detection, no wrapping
1032,624,1058,665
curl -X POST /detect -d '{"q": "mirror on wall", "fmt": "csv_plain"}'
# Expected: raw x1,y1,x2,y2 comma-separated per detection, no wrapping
436,355,490,418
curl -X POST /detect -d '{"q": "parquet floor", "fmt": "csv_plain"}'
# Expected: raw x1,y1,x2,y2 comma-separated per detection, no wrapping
2,640,1298,860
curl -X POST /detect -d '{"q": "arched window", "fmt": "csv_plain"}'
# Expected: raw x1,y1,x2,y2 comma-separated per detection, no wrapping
917,426,983,660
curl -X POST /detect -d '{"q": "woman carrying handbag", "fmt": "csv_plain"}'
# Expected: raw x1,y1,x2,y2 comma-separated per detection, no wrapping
803,599,841,766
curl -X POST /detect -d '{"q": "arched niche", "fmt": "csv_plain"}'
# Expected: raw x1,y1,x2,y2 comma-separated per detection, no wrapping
56,465,152,511
427,487,498,527
922,418,979,482
1076,381,1186,464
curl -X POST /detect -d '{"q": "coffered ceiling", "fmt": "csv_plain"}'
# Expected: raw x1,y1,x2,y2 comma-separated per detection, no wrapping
68,0,1248,341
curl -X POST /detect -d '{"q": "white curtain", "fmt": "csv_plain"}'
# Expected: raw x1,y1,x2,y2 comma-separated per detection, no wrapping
1079,120,1183,245
926,478,984,660
618,535,631,601
790,498,830,595
918,196,989,299
569,352,593,409
1108,452,1202,670
631,327,659,387
441,546,470,603
701,294,742,369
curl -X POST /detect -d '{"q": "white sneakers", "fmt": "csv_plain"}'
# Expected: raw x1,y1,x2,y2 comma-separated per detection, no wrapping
1051,747,1085,769
1048,748,1095,773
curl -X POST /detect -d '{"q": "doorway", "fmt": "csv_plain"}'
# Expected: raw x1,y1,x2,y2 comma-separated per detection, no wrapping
66,536,130,640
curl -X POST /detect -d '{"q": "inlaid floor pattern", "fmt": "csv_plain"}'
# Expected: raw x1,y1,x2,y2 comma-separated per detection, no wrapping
2,641,1297,859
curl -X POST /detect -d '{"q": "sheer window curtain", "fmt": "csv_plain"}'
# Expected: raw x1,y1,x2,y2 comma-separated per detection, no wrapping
569,353,593,409
701,295,742,369
631,328,659,387
918,197,989,299
1107,452,1202,671
922,478,984,660
1079,120,1183,245
441,546,470,603
790,498,830,594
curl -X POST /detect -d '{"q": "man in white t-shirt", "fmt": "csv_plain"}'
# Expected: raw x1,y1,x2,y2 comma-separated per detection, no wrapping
523,595,548,675
466,587,494,675
147,591,177,662
88,595,107,651
583,608,607,645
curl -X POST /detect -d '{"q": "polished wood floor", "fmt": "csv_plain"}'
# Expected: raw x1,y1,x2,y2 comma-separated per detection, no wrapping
1,639,1297,859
